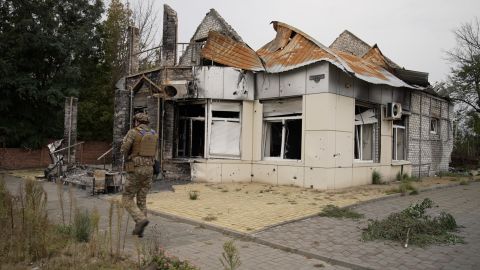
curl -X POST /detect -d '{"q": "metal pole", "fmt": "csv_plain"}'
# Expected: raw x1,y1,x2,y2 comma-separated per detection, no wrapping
67,97,73,164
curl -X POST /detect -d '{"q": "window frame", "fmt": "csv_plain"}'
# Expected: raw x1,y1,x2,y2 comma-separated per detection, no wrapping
354,104,377,163
207,101,242,159
392,123,406,161
430,118,438,134
263,115,302,161
175,103,207,158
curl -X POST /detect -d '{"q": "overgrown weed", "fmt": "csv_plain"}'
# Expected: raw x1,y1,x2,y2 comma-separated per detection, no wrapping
319,205,364,219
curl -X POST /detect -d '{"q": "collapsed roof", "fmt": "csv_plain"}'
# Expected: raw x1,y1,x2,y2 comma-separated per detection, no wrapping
201,21,428,89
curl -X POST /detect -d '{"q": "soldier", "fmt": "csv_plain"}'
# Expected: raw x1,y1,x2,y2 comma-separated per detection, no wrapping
121,112,158,237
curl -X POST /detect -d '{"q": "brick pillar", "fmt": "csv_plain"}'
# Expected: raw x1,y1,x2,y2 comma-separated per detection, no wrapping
162,4,178,66
112,78,131,170
63,97,78,164
127,26,140,74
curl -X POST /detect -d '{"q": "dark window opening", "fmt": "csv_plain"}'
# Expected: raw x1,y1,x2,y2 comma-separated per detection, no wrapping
212,111,240,118
284,119,301,159
267,122,282,157
176,104,205,158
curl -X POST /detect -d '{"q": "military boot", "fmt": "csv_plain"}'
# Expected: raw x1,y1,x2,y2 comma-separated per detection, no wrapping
132,219,149,237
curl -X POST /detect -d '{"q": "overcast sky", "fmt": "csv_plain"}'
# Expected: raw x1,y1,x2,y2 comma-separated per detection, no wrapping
132,0,479,83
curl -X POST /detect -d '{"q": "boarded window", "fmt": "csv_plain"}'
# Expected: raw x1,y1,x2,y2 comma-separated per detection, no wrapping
208,101,241,157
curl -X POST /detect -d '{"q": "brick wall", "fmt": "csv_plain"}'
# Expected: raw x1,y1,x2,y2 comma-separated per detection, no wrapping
408,92,453,177
0,141,111,170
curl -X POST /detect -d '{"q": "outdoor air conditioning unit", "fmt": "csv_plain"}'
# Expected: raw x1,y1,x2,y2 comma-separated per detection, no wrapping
385,102,402,120
163,80,189,99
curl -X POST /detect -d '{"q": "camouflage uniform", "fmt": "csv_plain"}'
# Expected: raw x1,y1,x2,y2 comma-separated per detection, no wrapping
121,116,157,224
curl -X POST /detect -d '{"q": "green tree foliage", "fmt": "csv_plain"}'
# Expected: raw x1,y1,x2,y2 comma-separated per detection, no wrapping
76,0,132,141
0,0,104,148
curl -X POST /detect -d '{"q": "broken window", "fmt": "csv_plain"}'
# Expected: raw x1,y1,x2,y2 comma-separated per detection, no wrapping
263,98,302,160
354,105,377,161
392,117,406,161
430,118,438,134
176,104,206,158
208,101,241,157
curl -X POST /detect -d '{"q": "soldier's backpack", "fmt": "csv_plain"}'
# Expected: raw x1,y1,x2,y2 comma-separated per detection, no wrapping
132,127,158,158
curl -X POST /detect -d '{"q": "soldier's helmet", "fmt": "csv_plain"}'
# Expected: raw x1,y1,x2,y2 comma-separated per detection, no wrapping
134,112,149,124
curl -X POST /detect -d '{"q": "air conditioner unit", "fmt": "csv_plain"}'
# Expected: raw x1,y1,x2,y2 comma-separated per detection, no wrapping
385,102,402,120
163,80,189,99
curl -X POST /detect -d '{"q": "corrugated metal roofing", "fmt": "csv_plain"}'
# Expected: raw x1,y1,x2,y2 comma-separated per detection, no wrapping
201,21,421,89
201,31,264,71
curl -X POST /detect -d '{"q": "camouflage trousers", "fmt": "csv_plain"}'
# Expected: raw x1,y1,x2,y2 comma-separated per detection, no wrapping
122,165,153,223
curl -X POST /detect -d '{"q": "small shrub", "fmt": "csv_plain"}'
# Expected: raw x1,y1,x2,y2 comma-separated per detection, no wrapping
219,240,241,270
362,198,463,247
189,191,199,200
459,180,469,185
149,249,198,270
396,172,411,182
319,205,364,219
372,170,383,185
73,209,92,242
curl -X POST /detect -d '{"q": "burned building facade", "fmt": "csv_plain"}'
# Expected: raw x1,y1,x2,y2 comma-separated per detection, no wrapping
112,5,453,189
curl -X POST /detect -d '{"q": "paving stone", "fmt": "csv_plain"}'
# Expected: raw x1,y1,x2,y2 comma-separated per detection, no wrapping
255,182,480,270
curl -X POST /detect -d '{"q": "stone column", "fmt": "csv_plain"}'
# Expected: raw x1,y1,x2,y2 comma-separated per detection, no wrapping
127,26,140,74
161,4,178,66
112,78,131,170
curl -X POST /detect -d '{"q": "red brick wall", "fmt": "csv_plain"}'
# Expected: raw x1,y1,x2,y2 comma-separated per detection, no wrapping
0,141,112,170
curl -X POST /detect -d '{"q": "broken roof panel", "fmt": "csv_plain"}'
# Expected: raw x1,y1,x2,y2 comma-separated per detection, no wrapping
201,31,264,71
257,21,415,88
201,21,422,89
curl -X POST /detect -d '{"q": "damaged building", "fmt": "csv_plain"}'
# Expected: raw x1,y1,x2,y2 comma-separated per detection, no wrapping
112,5,453,189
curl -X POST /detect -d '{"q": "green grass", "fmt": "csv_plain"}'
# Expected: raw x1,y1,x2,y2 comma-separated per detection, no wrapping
319,205,364,219
362,198,464,247
372,170,383,185
459,180,470,185
385,179,419,196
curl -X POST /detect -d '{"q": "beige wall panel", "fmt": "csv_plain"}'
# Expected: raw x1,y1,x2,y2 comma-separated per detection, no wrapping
305,93,336,131
206,163,222,183
191,163,207,182
241,101,254,161
390,165,402,182
304,167,335,190
335,167,353,189
305,130,336,168
252,164,278,185
277,166,304,187
335,131,353,167
352,166,370,186
221,163,252,183
381,118,393,136
335,95,354,133
380,135,392,165
252,101,263,161
379,166,393,182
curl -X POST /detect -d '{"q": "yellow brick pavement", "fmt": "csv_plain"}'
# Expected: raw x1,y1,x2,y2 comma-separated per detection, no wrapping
146,177,463,233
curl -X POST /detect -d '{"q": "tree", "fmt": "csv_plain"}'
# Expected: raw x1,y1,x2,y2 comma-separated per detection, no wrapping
0,0,104,148
445,17,480,113
77,0,131,141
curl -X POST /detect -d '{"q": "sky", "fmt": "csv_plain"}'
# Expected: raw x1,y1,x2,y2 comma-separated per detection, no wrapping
129,0,480,83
